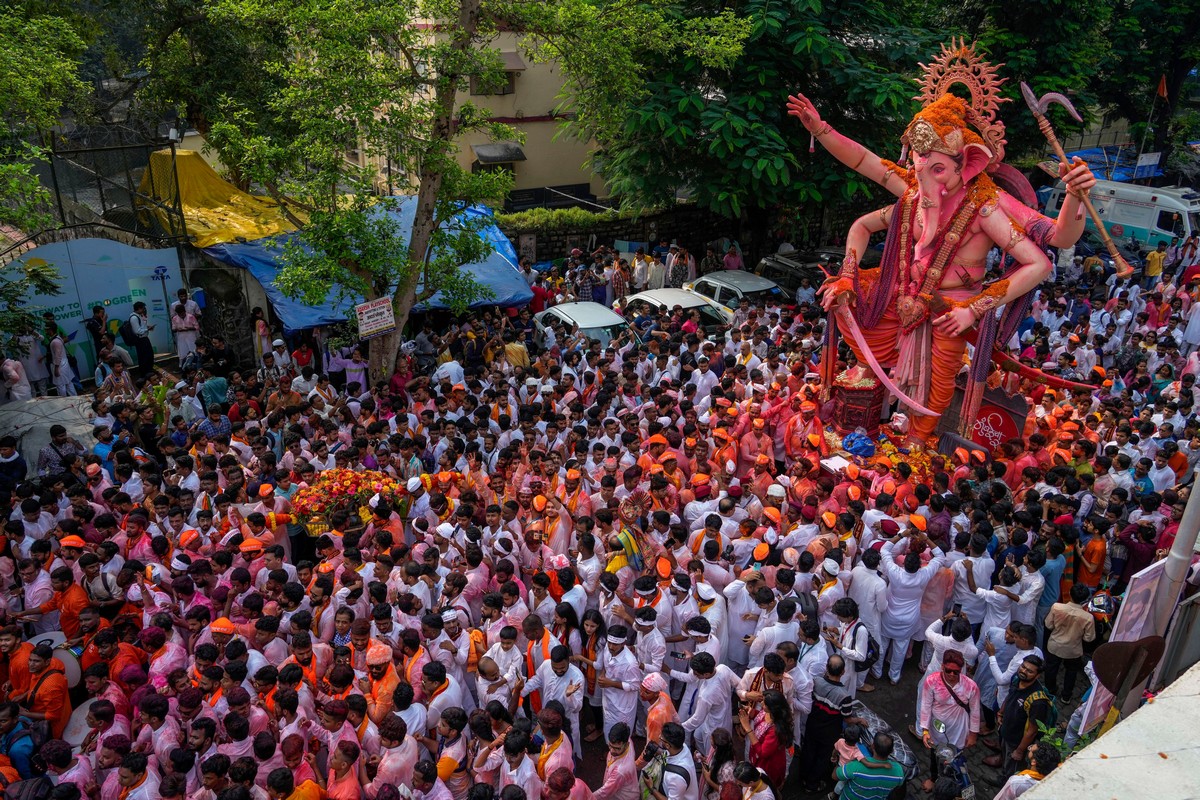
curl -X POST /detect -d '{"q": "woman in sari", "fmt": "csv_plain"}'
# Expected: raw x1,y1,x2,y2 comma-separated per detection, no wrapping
696,727,739,800
1149,363,1174,404
739,688,794,790
573,609,606,742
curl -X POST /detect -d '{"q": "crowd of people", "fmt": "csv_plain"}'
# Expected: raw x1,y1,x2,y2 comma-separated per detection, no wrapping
0,225,1197,800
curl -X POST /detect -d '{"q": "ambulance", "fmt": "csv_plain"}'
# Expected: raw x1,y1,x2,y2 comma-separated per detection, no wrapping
1042,179,1200,249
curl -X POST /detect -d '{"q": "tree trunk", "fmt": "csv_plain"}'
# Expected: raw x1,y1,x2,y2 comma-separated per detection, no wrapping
381,0,481,374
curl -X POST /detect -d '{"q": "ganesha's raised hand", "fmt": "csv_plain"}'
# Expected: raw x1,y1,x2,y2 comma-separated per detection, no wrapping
1059,156,1096,198
787,93,826,136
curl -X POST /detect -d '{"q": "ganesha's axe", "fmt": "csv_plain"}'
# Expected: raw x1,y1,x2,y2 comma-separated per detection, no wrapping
1020,81,1134,278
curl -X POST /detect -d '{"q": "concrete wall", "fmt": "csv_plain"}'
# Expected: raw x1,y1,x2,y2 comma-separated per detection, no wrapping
453,32,607,198
1022,660,1200,799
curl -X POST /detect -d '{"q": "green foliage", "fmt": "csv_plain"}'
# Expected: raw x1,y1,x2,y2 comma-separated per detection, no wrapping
192,0,529,339
134,0,292,152
0,259,62,357
494,206,624,234
518,0,750,147
1036,720,1097,761
945,0,1112,161
564,0,944,217
0,10,88,232
1092,0,1200,146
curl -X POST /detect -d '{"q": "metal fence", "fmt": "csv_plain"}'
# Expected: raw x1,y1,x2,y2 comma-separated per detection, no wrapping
35,124,189,244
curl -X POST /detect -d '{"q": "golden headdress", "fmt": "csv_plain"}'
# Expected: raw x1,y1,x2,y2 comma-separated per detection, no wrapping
901,39,1009,167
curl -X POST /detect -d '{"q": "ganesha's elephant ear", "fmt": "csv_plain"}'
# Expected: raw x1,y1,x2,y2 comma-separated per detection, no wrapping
961,143,993,185
988,163,1038,209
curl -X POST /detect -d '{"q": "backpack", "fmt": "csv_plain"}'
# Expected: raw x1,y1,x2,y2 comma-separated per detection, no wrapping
1014,680,1060,731
118,315,137,346
854,621,881,671
795,590,818,627
3,776,52,800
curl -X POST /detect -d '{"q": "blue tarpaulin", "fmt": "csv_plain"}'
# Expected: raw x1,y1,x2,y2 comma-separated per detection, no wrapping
202,196,532,332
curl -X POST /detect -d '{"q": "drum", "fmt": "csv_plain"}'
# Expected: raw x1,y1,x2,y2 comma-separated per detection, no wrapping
29,631,83,687
63,698,96,751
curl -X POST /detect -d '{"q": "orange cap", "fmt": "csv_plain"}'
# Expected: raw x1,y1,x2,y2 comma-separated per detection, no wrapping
753,543,770,561
821,511,837,528
807,433,821,447
655,557,673,580
753,418,766,430
211,617,236,635
882,480,896,494
258,484,274,498
647,434,669,446
239,538,263,553
846,464,860,480
566,469,581,480
848,485,862,501
691,473,711,486
909,514,927,532
59,535,87,549
763,507,781,523
954,447,970,464
533,495,548,512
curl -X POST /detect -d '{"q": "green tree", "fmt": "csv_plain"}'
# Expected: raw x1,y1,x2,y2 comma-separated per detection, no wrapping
1094,0,1200,158
568,0,943,222
0,10,80,353
939,0,1113,161
164,0,744,378
0,10,87,232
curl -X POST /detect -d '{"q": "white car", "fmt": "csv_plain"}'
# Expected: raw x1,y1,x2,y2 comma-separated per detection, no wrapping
684,271,785,311
534,301,639,348
614,288,734,335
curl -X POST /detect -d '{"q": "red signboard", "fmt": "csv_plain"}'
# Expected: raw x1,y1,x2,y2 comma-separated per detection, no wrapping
970,402,1022,453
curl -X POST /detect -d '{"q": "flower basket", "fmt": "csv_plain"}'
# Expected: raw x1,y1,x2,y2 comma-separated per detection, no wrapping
291,469,405,536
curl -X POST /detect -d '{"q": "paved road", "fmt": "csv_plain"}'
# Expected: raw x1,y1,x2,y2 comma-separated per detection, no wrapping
572,653,1008,800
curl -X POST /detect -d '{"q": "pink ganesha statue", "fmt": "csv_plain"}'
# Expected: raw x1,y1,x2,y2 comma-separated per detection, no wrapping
788,41,1097,444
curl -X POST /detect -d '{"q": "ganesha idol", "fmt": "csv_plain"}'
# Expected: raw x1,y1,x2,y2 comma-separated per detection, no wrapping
788,40,1097,444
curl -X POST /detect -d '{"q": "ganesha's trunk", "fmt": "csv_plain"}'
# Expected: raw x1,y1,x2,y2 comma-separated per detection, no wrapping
916,169,942,251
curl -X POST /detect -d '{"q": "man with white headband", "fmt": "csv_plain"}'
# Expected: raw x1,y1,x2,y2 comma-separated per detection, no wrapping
594,624,639,740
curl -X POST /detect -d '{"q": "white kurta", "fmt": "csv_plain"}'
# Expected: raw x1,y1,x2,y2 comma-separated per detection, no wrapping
879,540,946,639
596,646,641,736
722,579,760,667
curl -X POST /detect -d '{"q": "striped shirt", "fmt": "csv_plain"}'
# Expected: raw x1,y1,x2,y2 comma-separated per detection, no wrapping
835,758,906,800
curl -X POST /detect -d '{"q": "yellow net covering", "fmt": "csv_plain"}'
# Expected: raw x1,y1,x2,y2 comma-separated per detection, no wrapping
136,149,304,248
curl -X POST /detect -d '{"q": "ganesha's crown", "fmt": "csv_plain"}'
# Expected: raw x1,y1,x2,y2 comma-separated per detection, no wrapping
905,38,1008,166
904,118,964,158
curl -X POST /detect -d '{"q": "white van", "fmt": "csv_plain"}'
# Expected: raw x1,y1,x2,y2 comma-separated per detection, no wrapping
1042,179,1200,249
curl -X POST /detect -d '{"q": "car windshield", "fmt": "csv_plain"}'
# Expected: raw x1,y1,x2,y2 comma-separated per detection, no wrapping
583,323,630,347
742,285,784,302
693,305,727,328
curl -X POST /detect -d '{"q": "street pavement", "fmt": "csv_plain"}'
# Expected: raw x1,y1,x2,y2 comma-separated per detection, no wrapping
571,652,1012,800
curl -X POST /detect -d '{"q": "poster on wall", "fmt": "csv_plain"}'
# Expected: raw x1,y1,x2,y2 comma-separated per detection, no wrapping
1079,559,1167,733
13,239,184,379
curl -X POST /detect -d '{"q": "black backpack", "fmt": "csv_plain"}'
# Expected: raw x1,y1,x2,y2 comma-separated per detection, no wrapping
118,315,137,346
854,621,881,671
3,776,51,800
